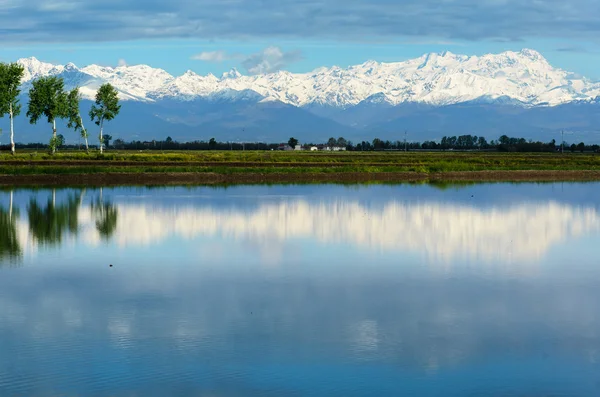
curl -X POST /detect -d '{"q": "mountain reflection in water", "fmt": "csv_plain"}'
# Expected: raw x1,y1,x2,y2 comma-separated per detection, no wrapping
2,185,599,265
1,184,600,396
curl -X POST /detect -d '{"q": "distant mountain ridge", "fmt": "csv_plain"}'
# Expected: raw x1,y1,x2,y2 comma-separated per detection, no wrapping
16,49,600,108
8,50,600,144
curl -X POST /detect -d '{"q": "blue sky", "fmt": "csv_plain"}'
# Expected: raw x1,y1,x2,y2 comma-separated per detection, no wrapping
2,0,600,78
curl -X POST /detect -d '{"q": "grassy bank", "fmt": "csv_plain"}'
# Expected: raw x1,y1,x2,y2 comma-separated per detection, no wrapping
0,150,598,184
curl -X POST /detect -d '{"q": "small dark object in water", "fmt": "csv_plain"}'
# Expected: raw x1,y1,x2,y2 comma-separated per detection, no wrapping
109,264,113,267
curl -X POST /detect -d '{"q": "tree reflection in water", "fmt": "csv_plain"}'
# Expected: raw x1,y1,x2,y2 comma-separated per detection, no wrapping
91,188,118,240
0,191,21,264
27,189,81,247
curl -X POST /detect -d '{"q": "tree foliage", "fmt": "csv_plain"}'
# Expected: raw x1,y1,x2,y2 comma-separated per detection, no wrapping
90,83,120,153
66,88,89,141
0,62,25,154
89,83,120,126
0,63,25,119
288,137,299,149
26,76,68,125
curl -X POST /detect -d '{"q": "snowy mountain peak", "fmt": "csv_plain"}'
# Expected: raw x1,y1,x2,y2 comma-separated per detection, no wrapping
518,48,544,60
14,49,600,108
221,68,242,80
18,56,64,82
64,62,79,71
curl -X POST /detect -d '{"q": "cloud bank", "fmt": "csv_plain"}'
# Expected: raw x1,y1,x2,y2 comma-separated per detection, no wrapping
241,47,302,75
3,0,600,43
192,46,302,74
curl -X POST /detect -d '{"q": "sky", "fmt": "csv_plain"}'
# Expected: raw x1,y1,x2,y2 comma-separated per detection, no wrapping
2,0,600,79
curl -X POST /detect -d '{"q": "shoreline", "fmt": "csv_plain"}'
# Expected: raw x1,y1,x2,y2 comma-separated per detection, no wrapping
1,170,599,186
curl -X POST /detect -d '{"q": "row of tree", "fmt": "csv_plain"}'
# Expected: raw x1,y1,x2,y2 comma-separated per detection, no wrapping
354,135,599,152
80,134,599,153
0,62,121,154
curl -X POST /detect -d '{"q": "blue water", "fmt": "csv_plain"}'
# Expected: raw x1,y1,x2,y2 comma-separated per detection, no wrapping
1,183,600,396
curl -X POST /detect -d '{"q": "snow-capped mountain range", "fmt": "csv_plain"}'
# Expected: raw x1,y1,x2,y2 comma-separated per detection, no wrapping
16,49,600,108
9,49,600,144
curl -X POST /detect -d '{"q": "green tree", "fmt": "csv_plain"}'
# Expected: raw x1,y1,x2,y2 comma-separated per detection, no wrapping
477,136,488,149
209,137,217,149
55,134,65,150
577,142,585,153
372,138,383,150
327,137,337,149
102,134,112,149
337,137,347,148
26,76,68,154
66,87,89,151
90,83,120,154
288,137,299,149
570,143,576,153
113,138,125,149
0,63,25,155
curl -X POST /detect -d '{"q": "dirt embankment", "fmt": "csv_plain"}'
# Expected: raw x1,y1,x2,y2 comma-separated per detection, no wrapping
0,160,415,168
0,170,599,186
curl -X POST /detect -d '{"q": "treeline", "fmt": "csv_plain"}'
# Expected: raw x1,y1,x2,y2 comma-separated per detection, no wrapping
111,138,282,151
354,134,600,152
0,61,121,155
7,133,600,153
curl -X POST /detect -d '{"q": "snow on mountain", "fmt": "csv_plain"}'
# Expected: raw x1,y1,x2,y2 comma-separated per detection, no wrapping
18,57,65,82
16,49,600,108
81,64,174,100
149,71,219,100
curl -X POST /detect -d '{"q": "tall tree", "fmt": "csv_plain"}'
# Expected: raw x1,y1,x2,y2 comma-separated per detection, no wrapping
66,87,89,151
327,137,337,149
0,62,25,155
90,83,120,154
26,76,68,154
288,137,298,149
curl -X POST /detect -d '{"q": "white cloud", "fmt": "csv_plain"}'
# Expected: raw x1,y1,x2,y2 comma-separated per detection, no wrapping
241,46,302,75
117,58,127,67
191,50,236,62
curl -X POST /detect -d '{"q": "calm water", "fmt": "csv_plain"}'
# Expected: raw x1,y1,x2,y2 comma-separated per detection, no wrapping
1,183,600,396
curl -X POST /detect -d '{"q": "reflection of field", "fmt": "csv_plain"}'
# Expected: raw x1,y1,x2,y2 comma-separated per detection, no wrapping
76,200,600,263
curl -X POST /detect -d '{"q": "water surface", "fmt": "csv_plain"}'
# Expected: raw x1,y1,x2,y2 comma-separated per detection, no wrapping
1,183,600,396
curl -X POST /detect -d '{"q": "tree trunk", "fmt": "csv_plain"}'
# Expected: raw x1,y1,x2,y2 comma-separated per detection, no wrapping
52,119,57,154
9,103,15,155
52,189,56,207
80,115,89,152
99,118,104,154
